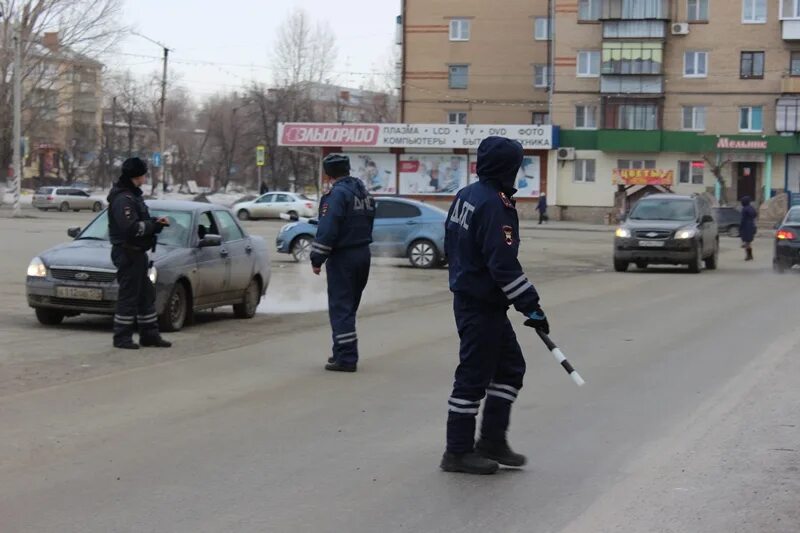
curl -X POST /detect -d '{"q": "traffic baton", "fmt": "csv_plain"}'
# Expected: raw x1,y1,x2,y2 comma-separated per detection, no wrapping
532,328,586,387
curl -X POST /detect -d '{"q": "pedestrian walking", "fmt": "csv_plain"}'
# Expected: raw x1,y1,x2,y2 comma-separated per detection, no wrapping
536,193,548,224
310,154,376,373
740,196,758,261
107,157,172,350
441,137,549,475
260,181,270,195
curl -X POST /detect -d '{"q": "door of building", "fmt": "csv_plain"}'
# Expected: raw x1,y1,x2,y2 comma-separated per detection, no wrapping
737,163,758,201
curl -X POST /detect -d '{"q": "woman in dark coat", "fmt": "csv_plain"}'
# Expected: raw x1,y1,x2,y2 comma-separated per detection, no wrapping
740,196,758,261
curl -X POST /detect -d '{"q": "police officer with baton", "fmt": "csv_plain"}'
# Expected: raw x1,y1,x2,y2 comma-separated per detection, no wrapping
441,137,549,475
107,157,172,350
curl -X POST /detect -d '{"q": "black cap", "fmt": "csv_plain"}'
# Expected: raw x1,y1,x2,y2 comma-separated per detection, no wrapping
323,154,350,178
121,157,148,180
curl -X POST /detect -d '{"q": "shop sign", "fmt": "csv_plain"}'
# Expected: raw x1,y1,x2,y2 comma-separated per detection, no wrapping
716,137,768,150
612,168,674,186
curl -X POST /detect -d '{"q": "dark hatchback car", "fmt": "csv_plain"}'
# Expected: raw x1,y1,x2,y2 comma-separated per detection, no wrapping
713,206,741,237
26,201,271,331
773,206,800,273
614,194,719,273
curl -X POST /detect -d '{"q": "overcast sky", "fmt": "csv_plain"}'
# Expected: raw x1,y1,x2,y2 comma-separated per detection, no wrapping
110,0,400,97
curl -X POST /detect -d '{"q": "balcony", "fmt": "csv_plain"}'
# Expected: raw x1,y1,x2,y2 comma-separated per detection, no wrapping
603,20,667,38
781,77,800,93
601,75,664,94
601,42,663,75
777,97,800,132
783,19,800,39
599,0,670,20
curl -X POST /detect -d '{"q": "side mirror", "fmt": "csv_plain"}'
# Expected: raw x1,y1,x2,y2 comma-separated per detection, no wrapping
701,215,714,224
198,234,222,248
67,227,81,238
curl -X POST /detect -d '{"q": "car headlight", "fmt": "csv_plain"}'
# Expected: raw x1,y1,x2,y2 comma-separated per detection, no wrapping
148,265,158,284
27,257,47,277
675,228,698,240
615,228,631,238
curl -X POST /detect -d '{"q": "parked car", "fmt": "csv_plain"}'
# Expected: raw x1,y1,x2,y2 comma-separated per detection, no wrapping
614,194,719,273
276,197,447,268
32,186,106,212
26,200,271,331
233,191,317,221
773,206,800,273
713,206,741,237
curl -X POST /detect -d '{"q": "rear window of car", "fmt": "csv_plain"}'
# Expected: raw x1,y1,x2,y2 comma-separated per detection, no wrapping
36,187,54,194
376,201,422,219
786,209,800,224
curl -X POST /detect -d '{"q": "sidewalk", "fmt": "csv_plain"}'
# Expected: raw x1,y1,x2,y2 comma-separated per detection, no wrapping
521,220,613,232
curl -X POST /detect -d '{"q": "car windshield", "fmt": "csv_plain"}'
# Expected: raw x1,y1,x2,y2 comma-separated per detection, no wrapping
785,209,800,225
630,199,696,221
77,209,193,247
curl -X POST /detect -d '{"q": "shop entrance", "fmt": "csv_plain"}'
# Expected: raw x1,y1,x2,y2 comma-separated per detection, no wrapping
736,162,758,201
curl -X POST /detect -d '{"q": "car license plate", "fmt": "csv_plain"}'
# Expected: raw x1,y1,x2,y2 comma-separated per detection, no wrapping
56,286,103,301
639,240,665,248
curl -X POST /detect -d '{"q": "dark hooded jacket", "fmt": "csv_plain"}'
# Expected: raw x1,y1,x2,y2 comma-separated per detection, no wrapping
444,136,540,313
740,196,758,243
107,177,162,251
310,176,376,268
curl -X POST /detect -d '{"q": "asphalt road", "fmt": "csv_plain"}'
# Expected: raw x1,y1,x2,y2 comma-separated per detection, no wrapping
0,211,797,533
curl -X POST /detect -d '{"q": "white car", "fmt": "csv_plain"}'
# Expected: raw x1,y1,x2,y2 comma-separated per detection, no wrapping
32,186,106,212
233,192,317,221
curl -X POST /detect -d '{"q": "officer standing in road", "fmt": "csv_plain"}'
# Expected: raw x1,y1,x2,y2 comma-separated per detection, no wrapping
310,154,375,373
441,137,550,475
107,157,172,350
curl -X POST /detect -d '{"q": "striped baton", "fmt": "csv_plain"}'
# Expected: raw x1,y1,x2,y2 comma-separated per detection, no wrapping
533,329,586,387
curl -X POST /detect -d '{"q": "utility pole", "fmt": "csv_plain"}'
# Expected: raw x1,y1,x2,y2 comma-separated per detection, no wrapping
110,96,117,188
12,20,23,218
157,46,169,198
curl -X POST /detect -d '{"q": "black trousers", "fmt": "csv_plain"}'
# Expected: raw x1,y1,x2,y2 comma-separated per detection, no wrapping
326,246,371,366
112,246,158,344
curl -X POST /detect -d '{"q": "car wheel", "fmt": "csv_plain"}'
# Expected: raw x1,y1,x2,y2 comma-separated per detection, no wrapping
158,282,188,332
613,258,629,272
705,240,719,270
287,210,298,220
728,225,740,238
59,202,70,212
35,308,65,326
233,278,261,319
92,201,103,212
688,243,703,273
237,209,250,221
291,235,313,262
408,239,439,269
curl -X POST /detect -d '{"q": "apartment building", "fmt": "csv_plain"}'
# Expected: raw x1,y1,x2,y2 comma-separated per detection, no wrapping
552,0,800,221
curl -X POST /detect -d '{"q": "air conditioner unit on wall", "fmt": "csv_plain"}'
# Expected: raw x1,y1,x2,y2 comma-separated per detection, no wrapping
671,22,690,35
557,147,575,161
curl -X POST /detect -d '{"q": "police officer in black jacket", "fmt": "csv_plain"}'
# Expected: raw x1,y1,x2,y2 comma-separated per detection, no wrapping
440,137,549,475
107,157,172,350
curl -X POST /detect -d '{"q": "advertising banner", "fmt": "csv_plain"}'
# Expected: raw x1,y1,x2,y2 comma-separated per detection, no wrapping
612,168,674,186
399,154,469,195
332,153,397,194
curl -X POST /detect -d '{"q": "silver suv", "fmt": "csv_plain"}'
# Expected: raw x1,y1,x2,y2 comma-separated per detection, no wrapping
32,187,105,212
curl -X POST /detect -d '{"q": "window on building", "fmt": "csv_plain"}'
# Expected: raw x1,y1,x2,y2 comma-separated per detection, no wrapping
688,0,709,21
575,105,598,129
449,18,471,41
783,0,800,19
448,111,468,124
743,0,767,23
534,64,550,87
574,159,596,183
534,18,551,40
740,51,765,79
603,0,666,19
618,160,657,169
791,52,800,76
602,42,663,75
532,112,550,125
449,65,469,89
577,51,601,77
739,106,763,131
682,106,707,131
679,161,705,185
579,0,601,20
684,51,708,77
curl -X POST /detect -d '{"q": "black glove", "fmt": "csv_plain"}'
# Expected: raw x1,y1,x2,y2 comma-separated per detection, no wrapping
524,307,550,334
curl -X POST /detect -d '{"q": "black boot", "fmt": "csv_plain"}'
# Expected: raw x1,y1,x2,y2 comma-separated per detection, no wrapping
440,451,499,474
746,248,754,261
140,336,172,348
475,439,527,467
114,340,140,350
325,361,357,373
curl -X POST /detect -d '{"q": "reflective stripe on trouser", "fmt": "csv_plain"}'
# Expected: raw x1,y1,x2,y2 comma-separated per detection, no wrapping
111,246,159,344
446,293,526,454
326,245,371,366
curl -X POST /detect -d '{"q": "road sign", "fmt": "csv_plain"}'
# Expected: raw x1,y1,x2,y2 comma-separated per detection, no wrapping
256,145,266,167
153,152,161,168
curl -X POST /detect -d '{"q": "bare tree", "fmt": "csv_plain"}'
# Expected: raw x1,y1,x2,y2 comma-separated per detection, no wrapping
0,0,124,177
702,154,733,206
272,7,338,87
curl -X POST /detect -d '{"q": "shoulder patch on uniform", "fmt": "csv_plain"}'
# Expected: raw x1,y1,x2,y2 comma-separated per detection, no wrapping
499,192,516,210
502,225,514,245
321,202,329,217
123,205,133,220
